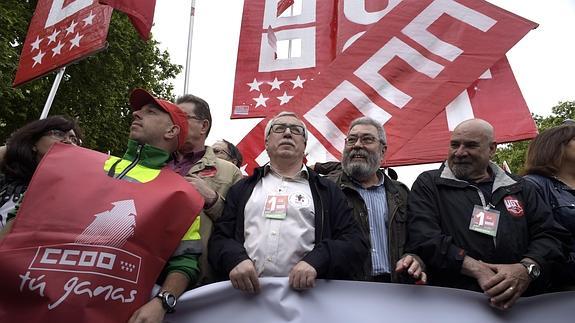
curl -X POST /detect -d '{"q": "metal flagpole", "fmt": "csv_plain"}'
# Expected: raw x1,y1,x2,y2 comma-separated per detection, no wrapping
183,0,196,95
39,67,66,120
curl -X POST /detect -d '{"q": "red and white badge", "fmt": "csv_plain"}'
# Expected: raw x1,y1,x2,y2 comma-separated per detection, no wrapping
469,205,500,237
264,194,288,220
503,196,524,217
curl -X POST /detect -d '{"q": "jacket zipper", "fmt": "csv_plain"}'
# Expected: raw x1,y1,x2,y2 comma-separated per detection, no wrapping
116,144,143,179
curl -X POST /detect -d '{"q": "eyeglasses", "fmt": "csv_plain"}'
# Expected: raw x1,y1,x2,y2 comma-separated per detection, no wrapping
45,129,81,146
270,123,305,136
344,135,381,147
213,147,232,159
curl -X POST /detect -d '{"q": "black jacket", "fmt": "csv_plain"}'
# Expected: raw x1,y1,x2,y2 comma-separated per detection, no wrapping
321,165,414,282
406,162,569,293
208,165,369,280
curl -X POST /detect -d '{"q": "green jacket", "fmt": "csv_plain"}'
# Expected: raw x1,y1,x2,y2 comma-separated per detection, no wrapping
105,140,202,287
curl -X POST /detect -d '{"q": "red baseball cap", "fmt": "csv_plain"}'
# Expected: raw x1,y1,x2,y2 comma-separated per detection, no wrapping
129,88,189,150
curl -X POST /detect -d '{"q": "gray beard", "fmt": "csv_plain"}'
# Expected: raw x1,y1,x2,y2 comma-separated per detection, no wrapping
342,149,381,182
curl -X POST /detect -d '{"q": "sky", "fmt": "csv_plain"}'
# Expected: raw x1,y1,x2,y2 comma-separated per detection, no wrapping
152,0,575,186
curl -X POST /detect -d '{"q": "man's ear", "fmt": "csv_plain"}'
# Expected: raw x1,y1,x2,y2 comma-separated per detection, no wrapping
489,141,497,157
201,120,210,136
165,125,180,141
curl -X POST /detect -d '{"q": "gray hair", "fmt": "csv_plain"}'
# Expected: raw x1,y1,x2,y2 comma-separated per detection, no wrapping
264,111,308,142
348,117,387,145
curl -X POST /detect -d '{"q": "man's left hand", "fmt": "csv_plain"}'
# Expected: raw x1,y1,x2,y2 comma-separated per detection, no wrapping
184,174,218,208
289,261,317,290
395,254,427,284
482,263,531,310
128,298,165,323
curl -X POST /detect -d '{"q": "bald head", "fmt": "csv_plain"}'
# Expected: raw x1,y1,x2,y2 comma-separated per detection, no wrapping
448,119,497,182
453,119,495,143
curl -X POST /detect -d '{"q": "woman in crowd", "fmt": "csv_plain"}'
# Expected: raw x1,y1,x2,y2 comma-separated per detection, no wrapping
0,116,83,229
523,122,575,290
212,139,243,168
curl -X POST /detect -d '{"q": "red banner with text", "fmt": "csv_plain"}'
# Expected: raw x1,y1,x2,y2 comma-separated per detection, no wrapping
0,144,203,322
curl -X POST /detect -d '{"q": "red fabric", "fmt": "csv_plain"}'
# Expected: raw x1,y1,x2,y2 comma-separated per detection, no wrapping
0,144,203,322
233,0,538,173
98,0,155,40
277,0,295,16
13,0,112,87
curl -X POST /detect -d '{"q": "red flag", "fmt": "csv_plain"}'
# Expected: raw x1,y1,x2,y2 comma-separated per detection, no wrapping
13,0,112,87
98,0,156,40
277,0,295,16
233,0,538,174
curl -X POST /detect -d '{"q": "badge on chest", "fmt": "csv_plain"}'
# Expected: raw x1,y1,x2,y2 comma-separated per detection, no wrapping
469,205,500,237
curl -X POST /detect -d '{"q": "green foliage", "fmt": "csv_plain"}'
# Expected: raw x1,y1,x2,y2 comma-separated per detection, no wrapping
493,101,575,174
0,0,181,155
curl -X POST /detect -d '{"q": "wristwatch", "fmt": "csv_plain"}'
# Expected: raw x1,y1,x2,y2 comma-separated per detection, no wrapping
156,291,177,313
520,261,541,281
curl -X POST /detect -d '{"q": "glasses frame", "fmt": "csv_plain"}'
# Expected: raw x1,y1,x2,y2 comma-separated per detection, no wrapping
45,129,81,146
269,123,306,136
344,135,382,147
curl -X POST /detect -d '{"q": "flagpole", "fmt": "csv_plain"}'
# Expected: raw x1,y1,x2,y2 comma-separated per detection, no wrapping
39,67,66,120
183,0,196,95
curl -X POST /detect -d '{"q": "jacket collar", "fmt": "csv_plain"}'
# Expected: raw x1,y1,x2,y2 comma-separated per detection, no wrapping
439,161,517,191
122,139,170,169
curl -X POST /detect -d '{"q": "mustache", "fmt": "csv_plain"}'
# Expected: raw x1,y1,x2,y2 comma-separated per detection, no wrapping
348,148,369,159
278,139,295,146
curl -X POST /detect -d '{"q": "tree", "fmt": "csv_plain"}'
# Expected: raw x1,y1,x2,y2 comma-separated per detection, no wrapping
493,101,575,174
0,0,181,155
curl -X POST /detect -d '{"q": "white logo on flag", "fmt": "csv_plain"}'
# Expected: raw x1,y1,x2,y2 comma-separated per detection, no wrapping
75,200,137,248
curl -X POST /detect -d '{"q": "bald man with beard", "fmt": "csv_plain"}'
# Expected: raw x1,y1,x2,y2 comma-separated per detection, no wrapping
406,118,569,310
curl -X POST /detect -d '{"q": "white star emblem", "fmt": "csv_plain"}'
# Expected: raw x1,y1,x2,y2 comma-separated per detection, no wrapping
66,20,78,35
30,36,43,52
267,77,283,90
277,91,293,105
52,41,64,57
83,11,95,26
240,164,248,176
47,29,61,45
290,75,306,89
32,50,46,67
253,93,269,108
69,33,84,49
247,78,263,92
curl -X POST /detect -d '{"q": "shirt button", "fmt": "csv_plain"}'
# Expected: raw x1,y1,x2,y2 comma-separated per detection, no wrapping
266,256,272,261
271,231,277,236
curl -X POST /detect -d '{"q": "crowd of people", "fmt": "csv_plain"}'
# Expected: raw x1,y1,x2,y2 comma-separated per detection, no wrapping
0,88,573,322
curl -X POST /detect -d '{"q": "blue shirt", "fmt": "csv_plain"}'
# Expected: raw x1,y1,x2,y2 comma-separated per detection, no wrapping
355,172,390,275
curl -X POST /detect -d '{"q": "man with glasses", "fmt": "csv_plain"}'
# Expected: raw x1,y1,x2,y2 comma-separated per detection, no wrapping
209,112,368,293
315,117,426,284
170,94,243,287
212,139,243,168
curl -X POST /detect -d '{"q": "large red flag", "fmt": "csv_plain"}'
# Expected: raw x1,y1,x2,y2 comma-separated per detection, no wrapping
13,0,112,87
98,0,156,40
233,0,538,174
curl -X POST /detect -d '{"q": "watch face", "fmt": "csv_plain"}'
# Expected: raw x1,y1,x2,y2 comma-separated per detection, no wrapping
531,264,541,277
165,293,177,307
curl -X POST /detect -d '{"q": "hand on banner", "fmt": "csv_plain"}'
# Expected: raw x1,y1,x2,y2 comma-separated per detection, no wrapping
128,297,165,323
289,261,317,290
230,259,260,293
184,174,218,209
482,263,531,310
395,254,427,284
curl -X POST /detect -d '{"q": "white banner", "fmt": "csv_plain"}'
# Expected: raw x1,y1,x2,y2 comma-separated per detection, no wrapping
167,278,574,323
